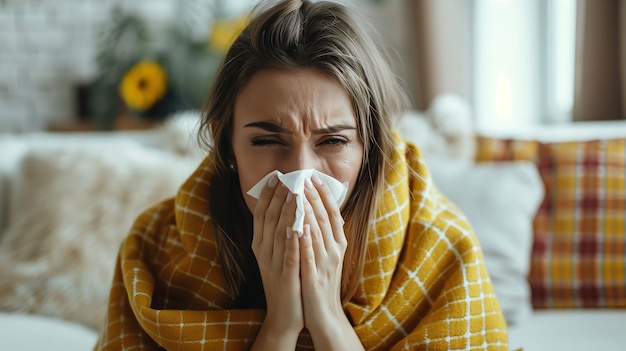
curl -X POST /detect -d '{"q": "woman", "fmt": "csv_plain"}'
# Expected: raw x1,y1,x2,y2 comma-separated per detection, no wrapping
95,0,508,350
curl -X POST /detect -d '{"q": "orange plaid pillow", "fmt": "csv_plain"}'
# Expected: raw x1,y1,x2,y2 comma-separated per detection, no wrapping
476,136,626,309
475,135,539,162
532,139,626,308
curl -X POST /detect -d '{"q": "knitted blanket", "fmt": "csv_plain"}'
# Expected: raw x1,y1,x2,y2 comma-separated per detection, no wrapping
94,137,508,350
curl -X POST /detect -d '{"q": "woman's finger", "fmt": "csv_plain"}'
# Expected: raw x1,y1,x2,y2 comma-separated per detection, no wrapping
302,194,326,265
299,224,316,278
261,182,289,258
252,175,279,252
304,176,340,251
283,226,300,276
310,174,346,246
273,191,297,272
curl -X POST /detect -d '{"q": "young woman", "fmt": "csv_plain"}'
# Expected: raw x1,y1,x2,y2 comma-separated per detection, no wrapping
95,1,508,350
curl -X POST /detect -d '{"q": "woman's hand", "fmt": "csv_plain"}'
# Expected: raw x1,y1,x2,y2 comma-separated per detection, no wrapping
299,175,364,350
251,176,303,350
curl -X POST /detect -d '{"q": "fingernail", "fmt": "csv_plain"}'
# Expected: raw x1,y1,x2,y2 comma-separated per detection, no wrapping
305,177,313,190
286,227,292,239
268,176,278,188
312,174,323,186
286,192,293,203
303,224,310,238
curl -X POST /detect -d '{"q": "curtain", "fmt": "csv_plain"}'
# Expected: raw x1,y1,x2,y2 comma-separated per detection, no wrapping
407,0,472,111
573,0,626,121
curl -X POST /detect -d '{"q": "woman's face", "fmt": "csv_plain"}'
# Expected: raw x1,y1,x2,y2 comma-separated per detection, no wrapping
232,68,364,213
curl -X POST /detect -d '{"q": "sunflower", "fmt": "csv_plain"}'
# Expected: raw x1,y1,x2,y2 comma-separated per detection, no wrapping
119,60,168,111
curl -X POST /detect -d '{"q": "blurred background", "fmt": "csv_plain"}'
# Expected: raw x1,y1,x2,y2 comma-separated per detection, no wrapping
0,0,622,134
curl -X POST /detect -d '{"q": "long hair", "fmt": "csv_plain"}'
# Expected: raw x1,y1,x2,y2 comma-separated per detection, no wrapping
198,0,409,305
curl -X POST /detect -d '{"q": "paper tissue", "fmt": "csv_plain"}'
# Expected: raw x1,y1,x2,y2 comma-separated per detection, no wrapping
246,169,348,233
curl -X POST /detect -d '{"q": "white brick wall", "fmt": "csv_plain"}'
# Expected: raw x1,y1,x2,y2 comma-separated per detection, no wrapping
0,0,411,132
2,1,97,131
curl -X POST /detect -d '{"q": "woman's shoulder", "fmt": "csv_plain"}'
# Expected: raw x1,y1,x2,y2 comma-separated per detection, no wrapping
398,136,479,251
123,197,177,255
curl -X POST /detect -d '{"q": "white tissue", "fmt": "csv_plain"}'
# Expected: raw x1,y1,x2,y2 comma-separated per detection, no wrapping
246,169,348,233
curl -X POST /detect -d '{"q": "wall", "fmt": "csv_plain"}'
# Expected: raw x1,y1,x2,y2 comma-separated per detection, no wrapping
0,0,412,132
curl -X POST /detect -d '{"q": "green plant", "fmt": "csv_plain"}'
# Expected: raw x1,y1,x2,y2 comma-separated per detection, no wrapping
89,3,245,130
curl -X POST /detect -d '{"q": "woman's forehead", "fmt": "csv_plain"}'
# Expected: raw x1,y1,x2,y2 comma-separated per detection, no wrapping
233,68,357,130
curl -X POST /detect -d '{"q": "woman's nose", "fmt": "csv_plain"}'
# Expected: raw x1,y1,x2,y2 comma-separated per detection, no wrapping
281,146,318,173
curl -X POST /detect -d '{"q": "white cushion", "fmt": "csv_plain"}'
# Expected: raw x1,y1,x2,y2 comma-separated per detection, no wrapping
0,312,97,351
425,156,544,326
507,310,626,351
396,96,475,162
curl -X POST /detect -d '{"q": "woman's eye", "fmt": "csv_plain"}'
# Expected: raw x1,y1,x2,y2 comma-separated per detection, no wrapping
251,138,281,148
321,137,348,147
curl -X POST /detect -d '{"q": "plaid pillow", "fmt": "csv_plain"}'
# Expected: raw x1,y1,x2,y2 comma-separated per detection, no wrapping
475,136,538,163
475,136,626,308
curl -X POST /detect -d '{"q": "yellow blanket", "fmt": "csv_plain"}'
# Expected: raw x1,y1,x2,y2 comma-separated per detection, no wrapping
94,137,508,350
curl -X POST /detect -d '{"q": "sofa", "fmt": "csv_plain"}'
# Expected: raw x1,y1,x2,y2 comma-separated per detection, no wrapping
0,107,625,351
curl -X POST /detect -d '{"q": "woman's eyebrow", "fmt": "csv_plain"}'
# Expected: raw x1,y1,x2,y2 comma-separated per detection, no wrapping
243,121,355,134
313,124,356,134
244,121,288,133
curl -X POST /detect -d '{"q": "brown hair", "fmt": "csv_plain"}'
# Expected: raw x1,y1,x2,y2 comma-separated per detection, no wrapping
198,0,408,305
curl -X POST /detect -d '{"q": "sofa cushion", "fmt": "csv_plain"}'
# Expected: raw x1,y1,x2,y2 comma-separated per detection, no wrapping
476,136,626,309
475,136,538,163
532,139,626,308
426,157,543,325
0,143,197,330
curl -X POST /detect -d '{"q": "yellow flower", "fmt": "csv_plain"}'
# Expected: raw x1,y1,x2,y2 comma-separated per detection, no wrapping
209,16,248,54
119,60,168,111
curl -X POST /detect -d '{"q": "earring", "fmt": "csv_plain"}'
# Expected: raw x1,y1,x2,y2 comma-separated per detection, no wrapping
229,163,236,172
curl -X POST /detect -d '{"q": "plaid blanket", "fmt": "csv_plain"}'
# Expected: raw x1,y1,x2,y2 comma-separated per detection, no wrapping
94,137,508,350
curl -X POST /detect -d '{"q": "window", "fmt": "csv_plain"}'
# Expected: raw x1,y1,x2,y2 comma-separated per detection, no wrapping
472,0,577,132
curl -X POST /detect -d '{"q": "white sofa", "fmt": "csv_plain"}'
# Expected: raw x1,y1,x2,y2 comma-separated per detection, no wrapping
0,112,625,351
